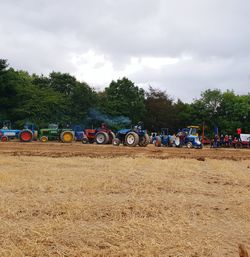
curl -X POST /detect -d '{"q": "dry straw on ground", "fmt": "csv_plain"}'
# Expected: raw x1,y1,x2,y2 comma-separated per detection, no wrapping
0,153,249,256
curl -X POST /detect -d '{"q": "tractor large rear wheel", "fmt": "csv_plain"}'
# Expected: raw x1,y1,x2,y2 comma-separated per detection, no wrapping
60,131,74,143
125,132,139,147
19,129,33,142
139,134,150,147
95,132,109,144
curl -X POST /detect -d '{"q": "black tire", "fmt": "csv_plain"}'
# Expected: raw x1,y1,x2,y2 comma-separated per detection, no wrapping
19,129,33,142
139,134,150,147
95,131,109,144
125,132,139,147
186,142,193,149
235,142,242,149
154,136,162,147
82,138,89,144
112,138,120,146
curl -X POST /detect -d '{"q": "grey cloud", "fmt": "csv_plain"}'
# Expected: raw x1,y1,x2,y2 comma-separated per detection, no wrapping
0,0,249,102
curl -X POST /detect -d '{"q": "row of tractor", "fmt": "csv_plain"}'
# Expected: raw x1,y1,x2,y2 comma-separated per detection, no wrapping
0,121,150,147
1,120,248,149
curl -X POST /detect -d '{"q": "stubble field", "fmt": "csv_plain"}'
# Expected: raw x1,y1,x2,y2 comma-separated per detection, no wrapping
0,143,250,257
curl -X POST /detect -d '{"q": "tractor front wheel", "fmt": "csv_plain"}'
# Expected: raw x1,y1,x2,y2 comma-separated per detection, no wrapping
125,132,139,147
82,138,89,144
40,136,48,143
19,129,33,142
60,131,74,143
112,138,120,146
1,136,8,142
95,132,109,144
235,142,242,149
139,134,150,147
186,142,193,149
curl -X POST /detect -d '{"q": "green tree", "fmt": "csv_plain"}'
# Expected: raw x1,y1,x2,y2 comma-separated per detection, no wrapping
0,60,22,121
191,89,223,128
103,77,146,123
32,74,51,88
49,72,77,96
69,82,98,123
144,87,175,132
172,99,193,130
7,70,66,126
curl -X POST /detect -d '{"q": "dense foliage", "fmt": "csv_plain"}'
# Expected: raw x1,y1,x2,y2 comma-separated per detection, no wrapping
0,59,249,135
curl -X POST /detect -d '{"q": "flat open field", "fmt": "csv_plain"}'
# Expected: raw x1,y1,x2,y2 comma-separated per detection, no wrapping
0,143,250,257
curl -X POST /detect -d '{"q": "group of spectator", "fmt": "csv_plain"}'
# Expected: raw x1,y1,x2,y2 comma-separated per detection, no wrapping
211,128,242,148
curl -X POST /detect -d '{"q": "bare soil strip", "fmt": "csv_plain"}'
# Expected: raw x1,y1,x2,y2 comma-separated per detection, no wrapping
0,142,249,160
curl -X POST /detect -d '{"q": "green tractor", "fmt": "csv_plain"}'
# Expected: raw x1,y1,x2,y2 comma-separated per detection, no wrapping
39,124,74,143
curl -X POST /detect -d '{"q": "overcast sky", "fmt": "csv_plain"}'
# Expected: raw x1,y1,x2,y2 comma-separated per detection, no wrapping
1,0,250,102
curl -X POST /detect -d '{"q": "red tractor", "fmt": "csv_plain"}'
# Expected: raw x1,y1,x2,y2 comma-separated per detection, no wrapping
82,123,115,144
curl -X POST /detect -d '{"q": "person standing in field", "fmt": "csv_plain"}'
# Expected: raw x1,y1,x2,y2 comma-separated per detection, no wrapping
224,134,229,147
237,128,242,141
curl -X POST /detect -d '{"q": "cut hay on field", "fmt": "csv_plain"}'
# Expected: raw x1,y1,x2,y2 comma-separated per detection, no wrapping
0,151,249,256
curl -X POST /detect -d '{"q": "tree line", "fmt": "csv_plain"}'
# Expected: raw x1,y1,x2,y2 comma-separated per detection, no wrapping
0,59,249,136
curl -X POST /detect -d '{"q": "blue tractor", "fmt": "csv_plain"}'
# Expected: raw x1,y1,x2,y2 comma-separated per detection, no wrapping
174,126,202,149
0,120,35,142
112,122,150,147
154,128,175,147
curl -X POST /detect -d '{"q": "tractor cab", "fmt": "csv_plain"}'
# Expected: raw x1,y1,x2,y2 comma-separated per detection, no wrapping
186,126,200,136
132,121,147,136
133,121,144,131
48,123,59,130
24,123,36,131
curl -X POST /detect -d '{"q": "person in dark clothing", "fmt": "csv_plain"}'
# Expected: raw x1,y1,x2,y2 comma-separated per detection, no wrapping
220,134,224,147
